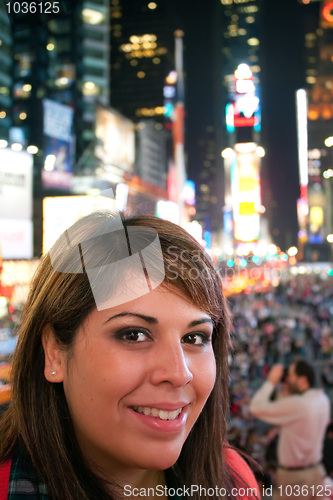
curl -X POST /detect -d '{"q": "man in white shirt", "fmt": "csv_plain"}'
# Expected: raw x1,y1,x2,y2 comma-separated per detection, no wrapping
249,359,331,500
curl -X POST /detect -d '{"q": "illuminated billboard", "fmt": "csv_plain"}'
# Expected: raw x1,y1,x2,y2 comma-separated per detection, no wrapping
42,99,75,189
95,106,135,173
232,143,261,242
226,64,261,133
321,0,333,28
43,195,116,253
0,149,33,259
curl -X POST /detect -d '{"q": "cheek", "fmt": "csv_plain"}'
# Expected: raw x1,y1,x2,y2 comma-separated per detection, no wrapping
195,352,217,401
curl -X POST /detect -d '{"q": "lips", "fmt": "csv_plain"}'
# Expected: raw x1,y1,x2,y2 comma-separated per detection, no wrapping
132,406,183,421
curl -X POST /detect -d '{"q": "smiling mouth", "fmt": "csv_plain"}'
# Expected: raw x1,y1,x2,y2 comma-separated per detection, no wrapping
132,406,183,421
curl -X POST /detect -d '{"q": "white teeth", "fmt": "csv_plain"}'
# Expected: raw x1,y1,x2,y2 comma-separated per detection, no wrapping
151,408,159,417
168,410,178,420
133,406,182,420
159,410,169,420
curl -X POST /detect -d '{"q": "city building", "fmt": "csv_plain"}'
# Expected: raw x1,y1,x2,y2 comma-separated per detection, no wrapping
298,0,333,260
0,1,12,142
219,0,264,253
1,0,110,254
9,0,110,167
110,0,177,122
109,0,185,221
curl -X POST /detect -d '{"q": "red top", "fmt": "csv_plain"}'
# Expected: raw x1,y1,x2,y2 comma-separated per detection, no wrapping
225,448,261,500
0,459,11,500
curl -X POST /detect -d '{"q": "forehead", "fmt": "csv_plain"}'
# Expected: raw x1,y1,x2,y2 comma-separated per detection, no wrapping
90,285,211,324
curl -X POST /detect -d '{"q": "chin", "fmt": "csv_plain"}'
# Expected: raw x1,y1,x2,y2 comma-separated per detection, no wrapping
136,446,183,471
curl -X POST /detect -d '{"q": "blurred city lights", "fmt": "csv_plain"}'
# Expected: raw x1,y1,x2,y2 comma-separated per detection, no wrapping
324,136,333,147
44,154,56,171
327,234,333,243
11,143,23,152
83,81,99,96
256,146,265,157
247,38,260,46
323,169,333,179
165,71,177,85
55,77,69,87
234,64,252,80
0,139,8,148
82,8,105,25
287,246,298,257
27,145,38,154
221,147,233,158
267,244,277,254
234,142,256,153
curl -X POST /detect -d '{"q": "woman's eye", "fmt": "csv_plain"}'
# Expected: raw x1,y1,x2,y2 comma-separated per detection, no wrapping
120,329,150,342
182,333,209,345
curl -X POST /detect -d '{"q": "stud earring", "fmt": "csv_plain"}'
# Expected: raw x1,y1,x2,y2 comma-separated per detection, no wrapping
51,371,56,376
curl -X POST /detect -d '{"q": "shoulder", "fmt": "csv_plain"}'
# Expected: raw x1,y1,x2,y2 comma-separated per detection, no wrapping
305,389,331,406
224,447,261,500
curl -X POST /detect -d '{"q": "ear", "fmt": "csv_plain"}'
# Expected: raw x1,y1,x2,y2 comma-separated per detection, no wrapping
41,324,66,383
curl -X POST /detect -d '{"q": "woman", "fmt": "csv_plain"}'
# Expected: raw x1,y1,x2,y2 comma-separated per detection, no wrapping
0,210,259,499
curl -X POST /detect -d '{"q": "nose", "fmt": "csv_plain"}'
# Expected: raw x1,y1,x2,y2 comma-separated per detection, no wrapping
149,341,193,387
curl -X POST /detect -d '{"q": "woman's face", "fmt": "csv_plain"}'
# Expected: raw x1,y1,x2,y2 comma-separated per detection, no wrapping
52,286,216,479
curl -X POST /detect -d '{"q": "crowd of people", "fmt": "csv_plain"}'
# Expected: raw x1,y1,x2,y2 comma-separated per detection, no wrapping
227,274,333,493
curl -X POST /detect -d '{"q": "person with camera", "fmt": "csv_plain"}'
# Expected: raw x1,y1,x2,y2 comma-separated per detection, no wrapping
249,359,331,500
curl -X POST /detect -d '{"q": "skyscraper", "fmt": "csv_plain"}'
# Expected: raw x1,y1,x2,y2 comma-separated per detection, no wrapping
109,0,184,218
1,0,110,254
110,0,177,122
0,1,12,142
9,0,109,164
299,0,332,260
219,0,263,251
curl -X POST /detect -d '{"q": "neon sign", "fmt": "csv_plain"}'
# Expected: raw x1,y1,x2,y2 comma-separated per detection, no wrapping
323,2,333,22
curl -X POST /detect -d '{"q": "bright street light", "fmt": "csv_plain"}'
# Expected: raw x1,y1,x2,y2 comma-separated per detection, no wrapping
324,136,333,147
287,246,298,257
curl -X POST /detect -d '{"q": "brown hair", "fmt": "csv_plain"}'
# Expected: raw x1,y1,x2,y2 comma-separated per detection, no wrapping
0,211,242,499
293,358,315,388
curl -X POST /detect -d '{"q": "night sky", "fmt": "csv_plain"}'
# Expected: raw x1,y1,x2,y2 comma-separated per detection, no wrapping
177,0,320,250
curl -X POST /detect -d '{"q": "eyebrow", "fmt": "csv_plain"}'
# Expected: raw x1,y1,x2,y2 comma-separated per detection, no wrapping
105,312,158,324
105,312,214,328
188,318,214,328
